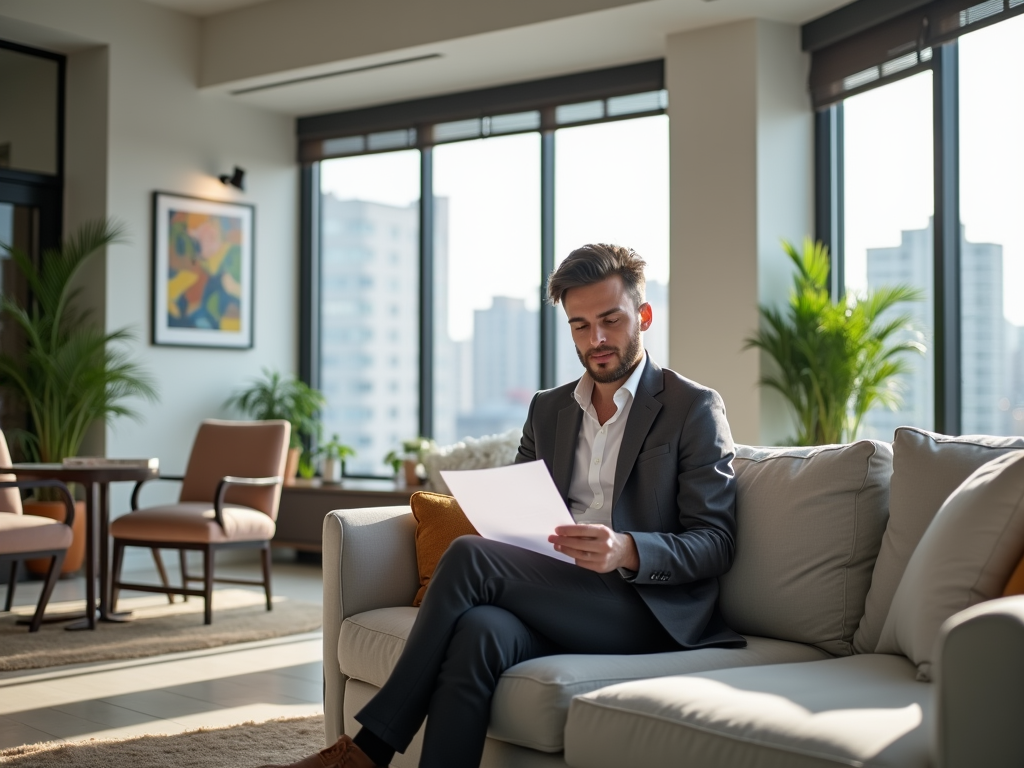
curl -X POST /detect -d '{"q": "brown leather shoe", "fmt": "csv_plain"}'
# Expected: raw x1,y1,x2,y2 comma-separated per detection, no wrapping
256,734,377,768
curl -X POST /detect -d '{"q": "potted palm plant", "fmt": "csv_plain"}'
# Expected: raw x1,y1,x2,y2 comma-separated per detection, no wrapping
224,369,325,484
0,219,158,572
745,238,924,446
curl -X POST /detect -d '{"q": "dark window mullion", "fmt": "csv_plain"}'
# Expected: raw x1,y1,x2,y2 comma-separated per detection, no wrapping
815,104,845,299
933,42,962,435
299,162,320,392
539,121,556,390
418,142,435,439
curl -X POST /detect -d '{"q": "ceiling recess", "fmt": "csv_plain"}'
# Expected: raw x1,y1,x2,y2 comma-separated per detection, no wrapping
230,53,443,95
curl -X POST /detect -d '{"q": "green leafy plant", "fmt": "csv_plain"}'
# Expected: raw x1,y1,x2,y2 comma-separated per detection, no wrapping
745,238,925,445
319,433,356,463
384,437,435,474
0,219,157,464
297,451,317,480
224,369,325,449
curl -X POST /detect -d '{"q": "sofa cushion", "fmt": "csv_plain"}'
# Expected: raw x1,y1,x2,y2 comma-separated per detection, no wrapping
854,428,1024,653
339,606,830,752
564,654,931,768
876,451,1024,681
409,492,478,606
721,441,892,656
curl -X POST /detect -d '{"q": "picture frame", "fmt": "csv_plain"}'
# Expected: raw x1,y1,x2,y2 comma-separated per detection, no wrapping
152,191,255,349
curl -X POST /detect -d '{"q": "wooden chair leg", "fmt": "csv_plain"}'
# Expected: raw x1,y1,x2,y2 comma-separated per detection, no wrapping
30,551,66,632
111,539,126,612
203,545,214,625
261,544,273,612
4,560,19,612
179,549,189,602
151,548,175,604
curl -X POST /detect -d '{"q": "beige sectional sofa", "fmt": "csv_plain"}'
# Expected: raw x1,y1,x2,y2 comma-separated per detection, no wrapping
322,427,1024,767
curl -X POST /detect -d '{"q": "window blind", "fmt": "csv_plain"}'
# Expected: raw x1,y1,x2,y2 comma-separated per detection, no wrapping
808,0,1024,108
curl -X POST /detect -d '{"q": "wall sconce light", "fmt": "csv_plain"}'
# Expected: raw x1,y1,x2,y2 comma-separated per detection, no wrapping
219,166,246,191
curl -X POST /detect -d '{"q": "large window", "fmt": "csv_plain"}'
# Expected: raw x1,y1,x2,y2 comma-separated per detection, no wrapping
959,13,1024,436
843,73,935,439
319,151,420,475
304,63,668,474
432,134,541,446
554,115,669,385
810,1,1024,438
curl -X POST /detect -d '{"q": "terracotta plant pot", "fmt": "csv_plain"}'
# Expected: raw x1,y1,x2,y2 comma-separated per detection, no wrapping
403,459,422,487
24,499,87,575
283,446,301,486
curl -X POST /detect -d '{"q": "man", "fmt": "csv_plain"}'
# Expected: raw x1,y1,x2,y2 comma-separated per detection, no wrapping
261,243,742,768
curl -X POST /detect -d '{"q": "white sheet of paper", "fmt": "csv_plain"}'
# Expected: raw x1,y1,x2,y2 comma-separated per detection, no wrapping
440,461,575,562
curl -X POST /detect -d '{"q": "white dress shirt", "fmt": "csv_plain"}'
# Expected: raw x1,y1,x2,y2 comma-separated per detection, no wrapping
567,353,647,527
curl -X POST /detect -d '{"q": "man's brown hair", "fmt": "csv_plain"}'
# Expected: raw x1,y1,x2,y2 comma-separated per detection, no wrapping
546,243,647,308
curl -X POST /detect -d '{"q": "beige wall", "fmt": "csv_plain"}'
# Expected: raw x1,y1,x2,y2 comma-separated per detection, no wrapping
667,19,812,445
0,0,297,511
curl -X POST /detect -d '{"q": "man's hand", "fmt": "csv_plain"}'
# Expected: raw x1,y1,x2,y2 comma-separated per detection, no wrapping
548,524,640,573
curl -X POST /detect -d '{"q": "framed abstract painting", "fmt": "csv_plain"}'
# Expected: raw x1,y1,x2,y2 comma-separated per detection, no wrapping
152,192,255,349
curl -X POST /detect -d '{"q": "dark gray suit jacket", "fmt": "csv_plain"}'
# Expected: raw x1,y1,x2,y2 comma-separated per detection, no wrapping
516,356,744,649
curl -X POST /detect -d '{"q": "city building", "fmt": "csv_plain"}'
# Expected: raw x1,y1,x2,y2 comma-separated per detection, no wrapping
319,194,430,474
863,221,1008,439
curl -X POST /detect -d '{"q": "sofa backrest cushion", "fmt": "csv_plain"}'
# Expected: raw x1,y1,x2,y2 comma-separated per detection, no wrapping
720,440,892,656
854,427,1024,653
875,450,1024,681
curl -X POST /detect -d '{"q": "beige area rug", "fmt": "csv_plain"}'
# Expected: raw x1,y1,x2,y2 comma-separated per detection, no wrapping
0,714,324,767
0,590,322,672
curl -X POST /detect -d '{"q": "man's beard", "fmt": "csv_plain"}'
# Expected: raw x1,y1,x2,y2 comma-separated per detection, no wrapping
576,324,643,384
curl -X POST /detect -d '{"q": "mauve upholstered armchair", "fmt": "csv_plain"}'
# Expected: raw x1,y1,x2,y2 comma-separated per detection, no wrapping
0,430,76,632
109,419,290,624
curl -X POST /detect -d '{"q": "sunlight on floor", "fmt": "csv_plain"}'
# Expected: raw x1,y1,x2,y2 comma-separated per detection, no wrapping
0,557,325,748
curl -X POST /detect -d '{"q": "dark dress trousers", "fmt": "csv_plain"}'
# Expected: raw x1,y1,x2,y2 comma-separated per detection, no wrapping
355,356,743,768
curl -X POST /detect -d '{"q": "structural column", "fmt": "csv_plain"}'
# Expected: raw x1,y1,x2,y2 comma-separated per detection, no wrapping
666,19,813,445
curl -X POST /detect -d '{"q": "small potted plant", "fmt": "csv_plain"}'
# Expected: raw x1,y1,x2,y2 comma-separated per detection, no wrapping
318,433,356,484
224,369,325,484
384,437,435,487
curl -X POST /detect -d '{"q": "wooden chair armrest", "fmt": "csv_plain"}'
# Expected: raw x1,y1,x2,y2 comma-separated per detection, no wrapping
131,474,185,510
213,475,283,528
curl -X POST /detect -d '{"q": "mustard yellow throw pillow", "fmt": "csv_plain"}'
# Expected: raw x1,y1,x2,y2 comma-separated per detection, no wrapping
410,491,478,606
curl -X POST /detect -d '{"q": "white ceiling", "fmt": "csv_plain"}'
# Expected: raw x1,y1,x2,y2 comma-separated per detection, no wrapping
142,0,851,117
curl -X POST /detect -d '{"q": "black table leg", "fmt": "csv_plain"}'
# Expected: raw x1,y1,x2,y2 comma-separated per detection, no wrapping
66,482,98,631
98,481,131,622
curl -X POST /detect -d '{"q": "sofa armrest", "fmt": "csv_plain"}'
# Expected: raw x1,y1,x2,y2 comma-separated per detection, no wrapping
322,505,418,745
935,595,1024,768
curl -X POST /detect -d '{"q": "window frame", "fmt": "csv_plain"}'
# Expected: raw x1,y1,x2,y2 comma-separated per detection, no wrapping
815,41,964,435
299,62,667,468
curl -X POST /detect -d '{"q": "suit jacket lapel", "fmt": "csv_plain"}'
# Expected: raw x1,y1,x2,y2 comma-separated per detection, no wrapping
553,396,583,501
613,356,664,510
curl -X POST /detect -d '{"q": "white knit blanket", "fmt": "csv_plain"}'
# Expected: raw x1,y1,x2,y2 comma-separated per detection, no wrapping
421,429,522,494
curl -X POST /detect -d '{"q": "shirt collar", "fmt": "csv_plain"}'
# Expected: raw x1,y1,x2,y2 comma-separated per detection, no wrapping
573,351,647,413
